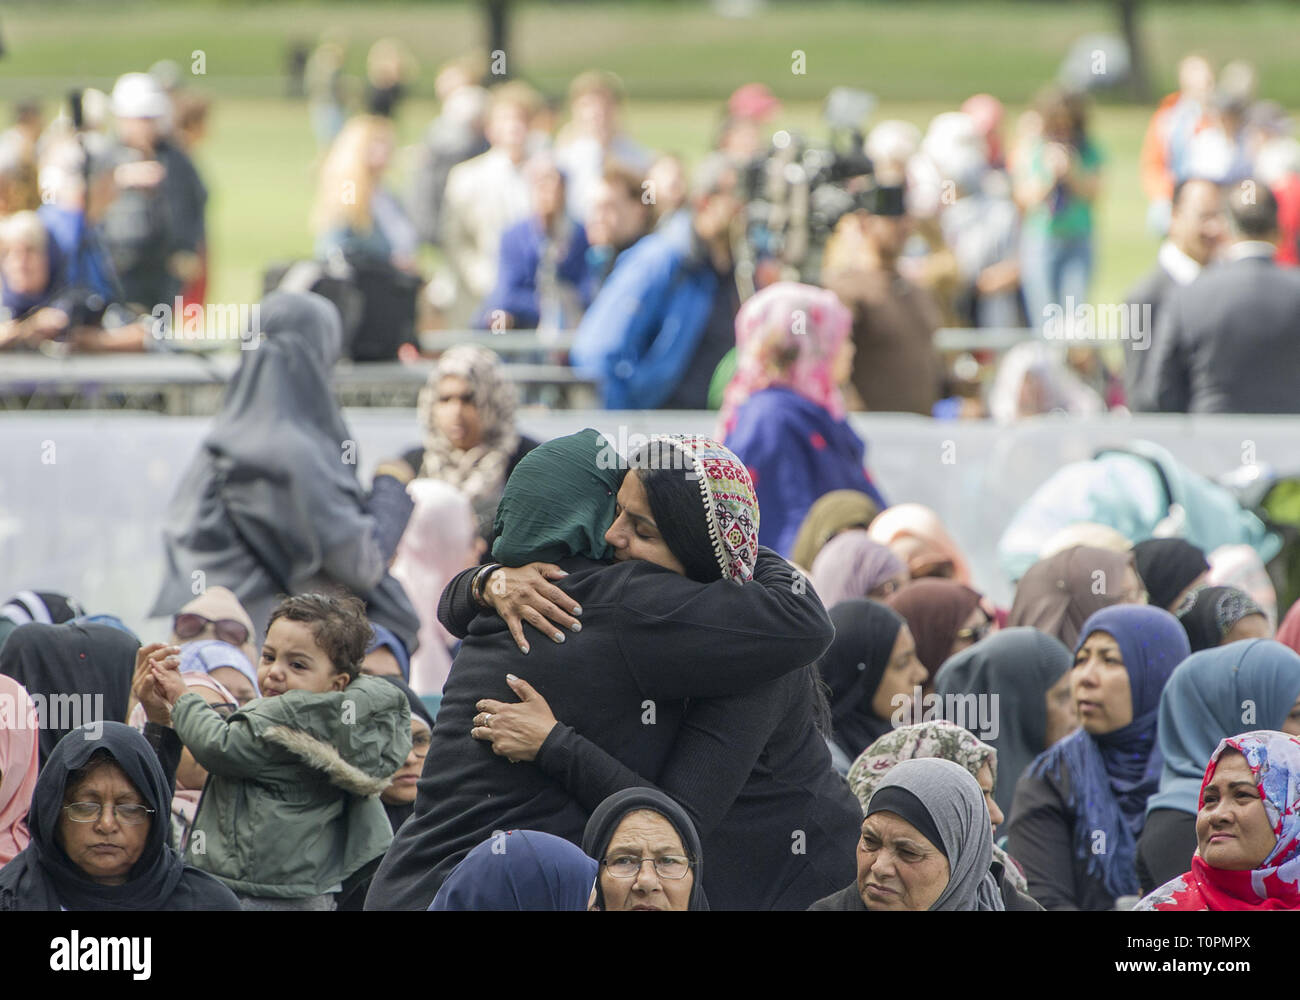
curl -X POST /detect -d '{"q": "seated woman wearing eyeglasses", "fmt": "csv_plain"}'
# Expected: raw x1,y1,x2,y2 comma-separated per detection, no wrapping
582,788,707,911
0,722,240,910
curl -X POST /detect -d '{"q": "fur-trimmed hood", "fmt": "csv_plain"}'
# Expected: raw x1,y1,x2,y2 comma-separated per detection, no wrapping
261,724,394,796
237,674,412,795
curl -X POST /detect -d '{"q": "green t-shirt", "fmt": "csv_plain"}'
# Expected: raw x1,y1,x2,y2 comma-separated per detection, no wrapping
1023,138,1103,239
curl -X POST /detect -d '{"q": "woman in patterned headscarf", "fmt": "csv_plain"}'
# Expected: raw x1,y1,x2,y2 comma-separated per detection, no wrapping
1135,730,1300,910
402,345,538,550
367,431,841,910
844,720,1040,909
1174,585,1271,652
436,434,863,911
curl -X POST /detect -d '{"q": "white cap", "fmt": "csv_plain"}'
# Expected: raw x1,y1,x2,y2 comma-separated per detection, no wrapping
111,72,170,119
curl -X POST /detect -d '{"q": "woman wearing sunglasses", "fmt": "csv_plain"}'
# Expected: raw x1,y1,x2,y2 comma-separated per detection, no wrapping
0,723,240,910
168,585,258,680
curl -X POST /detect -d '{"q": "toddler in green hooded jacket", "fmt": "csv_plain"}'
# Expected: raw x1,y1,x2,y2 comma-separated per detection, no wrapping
149,593,411,908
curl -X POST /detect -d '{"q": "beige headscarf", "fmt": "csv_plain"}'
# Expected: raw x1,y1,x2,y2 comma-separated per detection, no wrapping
868,503,974,586
416,345,521,539
172,585,259,670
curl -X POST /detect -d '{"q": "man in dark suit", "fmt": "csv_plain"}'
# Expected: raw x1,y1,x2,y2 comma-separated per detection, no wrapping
1136,181,1300,414
1123,178,1225,404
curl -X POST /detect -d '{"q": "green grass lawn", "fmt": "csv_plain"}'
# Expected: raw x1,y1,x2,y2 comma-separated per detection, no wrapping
4,1,1296,311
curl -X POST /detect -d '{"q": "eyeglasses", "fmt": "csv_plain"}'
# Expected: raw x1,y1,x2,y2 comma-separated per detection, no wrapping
602,855,694,880
955,616,993,645
62,801,155,825
173,612,250,648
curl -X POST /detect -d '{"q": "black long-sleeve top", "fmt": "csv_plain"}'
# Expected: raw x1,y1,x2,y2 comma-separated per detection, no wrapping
440,565,859,910
365,548,834,910
1136,807,1197,896
1006,767,1120,911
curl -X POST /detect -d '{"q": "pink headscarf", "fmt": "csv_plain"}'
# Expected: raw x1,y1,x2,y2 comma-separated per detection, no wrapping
718,281,852,438
391,479,481,695
0,675,39,866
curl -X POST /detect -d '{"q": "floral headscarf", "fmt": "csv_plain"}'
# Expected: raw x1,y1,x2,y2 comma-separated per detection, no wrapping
846,720,1028,892
416,345,521,538
717,282,852,438
651,435,759,584
1137,730,1300,910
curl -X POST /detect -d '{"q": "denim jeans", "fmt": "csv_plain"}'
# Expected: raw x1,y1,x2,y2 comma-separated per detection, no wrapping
1020,226,1093,332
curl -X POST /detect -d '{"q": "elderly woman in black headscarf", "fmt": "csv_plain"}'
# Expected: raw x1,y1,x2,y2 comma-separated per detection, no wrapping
809,757,1006,911
582,788,707,911
401,344,539,551
0,621,137,767
0,723,240,910
149,291,419,652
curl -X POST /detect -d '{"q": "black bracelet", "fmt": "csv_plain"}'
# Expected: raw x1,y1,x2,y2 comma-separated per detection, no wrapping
472,563,502,608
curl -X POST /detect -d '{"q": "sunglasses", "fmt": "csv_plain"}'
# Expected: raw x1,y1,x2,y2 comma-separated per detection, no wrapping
173,612,250,648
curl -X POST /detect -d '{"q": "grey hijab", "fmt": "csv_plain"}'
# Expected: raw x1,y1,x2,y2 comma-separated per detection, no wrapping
865,757,1005,911
150,291,418,650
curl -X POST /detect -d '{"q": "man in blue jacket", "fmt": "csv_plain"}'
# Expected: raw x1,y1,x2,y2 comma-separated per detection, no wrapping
570,155,742,410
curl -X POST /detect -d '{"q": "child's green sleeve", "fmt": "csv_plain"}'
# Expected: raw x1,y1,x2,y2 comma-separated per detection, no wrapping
171,691,267,779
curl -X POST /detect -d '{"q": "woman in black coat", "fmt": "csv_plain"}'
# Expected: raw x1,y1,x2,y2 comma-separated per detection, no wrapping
461,435,863,910
365,431,837,910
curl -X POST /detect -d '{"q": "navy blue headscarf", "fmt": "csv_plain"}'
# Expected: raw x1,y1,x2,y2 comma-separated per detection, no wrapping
429,830,597,911
1030,604,1189,900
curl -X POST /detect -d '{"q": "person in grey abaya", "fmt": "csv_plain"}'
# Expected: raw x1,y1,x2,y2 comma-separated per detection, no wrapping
148,291,419,652
809,757,1006,910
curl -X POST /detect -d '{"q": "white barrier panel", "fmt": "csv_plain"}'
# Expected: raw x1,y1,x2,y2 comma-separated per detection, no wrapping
2,410,1298,638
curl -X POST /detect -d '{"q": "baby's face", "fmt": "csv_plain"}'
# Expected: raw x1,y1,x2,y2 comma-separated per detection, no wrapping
259,619,348,697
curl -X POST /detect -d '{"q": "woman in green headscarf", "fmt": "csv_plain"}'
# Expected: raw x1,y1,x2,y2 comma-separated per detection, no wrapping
366,429,836,910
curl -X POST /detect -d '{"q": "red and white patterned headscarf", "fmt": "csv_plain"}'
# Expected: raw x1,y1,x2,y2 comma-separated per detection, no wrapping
651,435,760,584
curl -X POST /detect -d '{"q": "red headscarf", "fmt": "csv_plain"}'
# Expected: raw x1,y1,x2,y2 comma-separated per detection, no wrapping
1140,731,1300,911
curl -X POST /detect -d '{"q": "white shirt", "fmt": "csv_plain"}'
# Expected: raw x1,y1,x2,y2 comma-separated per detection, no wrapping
440,149,532,314
1157,240,1202,286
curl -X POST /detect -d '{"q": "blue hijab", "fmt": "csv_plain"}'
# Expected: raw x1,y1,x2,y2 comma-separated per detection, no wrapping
1147,639,1300,816
1030,604,1189,900
429,830,597,911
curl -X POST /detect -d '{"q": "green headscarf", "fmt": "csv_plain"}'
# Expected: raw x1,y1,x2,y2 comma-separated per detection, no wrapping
491,428,624,566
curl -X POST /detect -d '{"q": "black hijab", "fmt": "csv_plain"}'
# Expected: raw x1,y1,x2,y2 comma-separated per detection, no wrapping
1133,538,1208,611
149,291,419,652
817,599,906,761
380,675,435,833
581,788,708,911
0,622,137,767
0,723,239,911
1175,585,1267,653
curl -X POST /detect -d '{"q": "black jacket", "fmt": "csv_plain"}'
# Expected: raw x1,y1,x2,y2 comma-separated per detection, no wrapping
1006,767,1120,911
1136,251,1300,414
364,548,833,910
1122,261,1178,405
1136,807,1196,896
